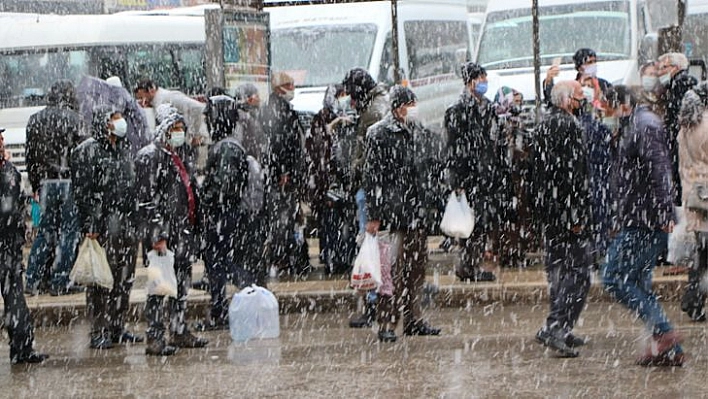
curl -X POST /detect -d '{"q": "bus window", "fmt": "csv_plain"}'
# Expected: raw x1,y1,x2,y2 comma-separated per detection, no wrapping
404,20,468,80
177,47,206,96
126,46,178,90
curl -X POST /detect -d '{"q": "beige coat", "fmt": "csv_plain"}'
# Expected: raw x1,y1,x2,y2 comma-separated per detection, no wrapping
679,110,708,232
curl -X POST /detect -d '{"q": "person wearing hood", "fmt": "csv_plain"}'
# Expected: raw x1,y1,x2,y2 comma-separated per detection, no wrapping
260,71,309,277
0,127,49,364
364,85,444,343
71,106,143,349
199,94,266,331
25,79,88,296
445,62,502,282
135,112,208,356
234,83,268,164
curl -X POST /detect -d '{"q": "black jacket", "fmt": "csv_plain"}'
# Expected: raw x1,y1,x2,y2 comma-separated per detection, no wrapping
532,106,592,238
71,135,137,238
261,93,305,191
26,104,86,192
364,113,444,231
201,136,249,235
0,159,23,245
664,69,698,204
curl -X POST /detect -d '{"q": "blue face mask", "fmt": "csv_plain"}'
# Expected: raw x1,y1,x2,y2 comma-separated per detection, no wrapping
475,82,488,95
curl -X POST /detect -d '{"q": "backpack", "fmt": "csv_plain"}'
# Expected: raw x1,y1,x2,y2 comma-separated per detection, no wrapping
222,137,265,213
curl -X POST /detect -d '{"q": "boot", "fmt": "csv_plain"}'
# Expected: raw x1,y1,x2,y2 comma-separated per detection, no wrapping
349,301,376,328
145,337,177,356
90,334,114,350
169,330,209,348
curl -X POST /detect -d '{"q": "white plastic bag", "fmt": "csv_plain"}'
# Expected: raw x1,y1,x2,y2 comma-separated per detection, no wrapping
229,285,280,342
440,192,475,239
668,206,696,265
350,233,381,291
70,238,114,289
145,249,178,298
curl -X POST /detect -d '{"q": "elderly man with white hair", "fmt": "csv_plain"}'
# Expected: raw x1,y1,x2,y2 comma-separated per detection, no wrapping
532,80,593,358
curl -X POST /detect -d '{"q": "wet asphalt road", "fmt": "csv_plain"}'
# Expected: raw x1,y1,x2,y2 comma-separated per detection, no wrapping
1,303,707,398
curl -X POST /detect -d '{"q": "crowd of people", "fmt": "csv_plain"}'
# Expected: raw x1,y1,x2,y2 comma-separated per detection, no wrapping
0,45,707,366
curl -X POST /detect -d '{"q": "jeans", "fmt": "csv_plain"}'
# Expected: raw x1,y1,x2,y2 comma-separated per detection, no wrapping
602,228,672,335
26,180,80,291
543,232,591,333
355,188,367,235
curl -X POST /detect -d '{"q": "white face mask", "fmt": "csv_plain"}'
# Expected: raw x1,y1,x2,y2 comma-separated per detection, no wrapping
168,130,186,148
583,64,597,77
281,89,295,102
659,72,672,86
582,86,595,103
112,118,128,138
641,76,658,92
337,95,351,111
405,106,419,122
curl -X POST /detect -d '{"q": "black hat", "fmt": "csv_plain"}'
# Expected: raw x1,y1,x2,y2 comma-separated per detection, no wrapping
342,68,376,101
389,85,417,110
573,48,596,70
461,62,485,84
0,127,5,133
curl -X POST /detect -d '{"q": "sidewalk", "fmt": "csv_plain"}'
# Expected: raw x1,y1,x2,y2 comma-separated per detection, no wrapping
22,236,690,326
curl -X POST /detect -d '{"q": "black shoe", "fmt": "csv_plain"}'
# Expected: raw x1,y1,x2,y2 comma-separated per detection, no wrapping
536,328,578,358
474,270,497,282
193,319,229,332
566,333,586,348
404,321,441,336
378,330,397,343
50,285,85,296
349,313,373,328
191,278,209,291
90,336,114,350
23,286,39,297
112,331,144,344
11,351,49,365
169,331,208,348
145,339,177,356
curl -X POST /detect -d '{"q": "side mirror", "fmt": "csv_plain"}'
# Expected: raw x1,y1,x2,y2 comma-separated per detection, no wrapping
639,33,658,66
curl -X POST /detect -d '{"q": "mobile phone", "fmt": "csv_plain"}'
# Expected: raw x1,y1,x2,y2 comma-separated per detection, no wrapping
552,57,562,67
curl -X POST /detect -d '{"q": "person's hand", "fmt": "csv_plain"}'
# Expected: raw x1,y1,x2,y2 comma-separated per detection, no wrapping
366,220,380,235
152,239,167,254
191,136,203,147
571,225,583,234
279,174,290,187
85,233,99,240
545,65,560,83
33,191,39,202
662,221,675,234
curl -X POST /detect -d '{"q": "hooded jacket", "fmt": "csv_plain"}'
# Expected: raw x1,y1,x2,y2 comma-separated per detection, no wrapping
261,92,305,190
352,83,389,188
0,158,23,245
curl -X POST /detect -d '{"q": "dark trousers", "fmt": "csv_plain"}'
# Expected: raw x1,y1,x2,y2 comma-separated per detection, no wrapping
543,232,591,333
378,229,427,331
458,227,486,277
86,234,137,339
0,238,36,360
145,256,192,340
682,232,708,314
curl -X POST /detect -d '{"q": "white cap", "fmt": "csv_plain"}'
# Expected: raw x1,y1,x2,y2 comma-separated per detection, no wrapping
106,76,123,88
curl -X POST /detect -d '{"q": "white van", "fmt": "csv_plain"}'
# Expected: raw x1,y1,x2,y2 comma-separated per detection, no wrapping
475,0,680,104
268,0,472,128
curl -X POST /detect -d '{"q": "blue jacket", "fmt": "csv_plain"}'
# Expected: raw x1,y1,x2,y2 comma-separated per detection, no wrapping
611,105,674,231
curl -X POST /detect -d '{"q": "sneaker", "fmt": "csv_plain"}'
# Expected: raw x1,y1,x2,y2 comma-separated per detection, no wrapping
169,331,208,348
349,313,373,328
90,335,114,350
535,327,578,358
636,345,686,367
404,321,441,336
566,333,587,348
378,330,397,343
11,351,49,365
112,330,144,344
145,339,177,356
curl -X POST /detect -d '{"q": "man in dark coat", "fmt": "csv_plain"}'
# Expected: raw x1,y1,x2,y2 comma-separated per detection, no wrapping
72,106,143,349
532,80,593,358
658,52,697,205
136,112,208,356
365,85,444,343
260,72,308,276
200,95,264,331
445,62,504,281
0,128,49,364
25,80,87,296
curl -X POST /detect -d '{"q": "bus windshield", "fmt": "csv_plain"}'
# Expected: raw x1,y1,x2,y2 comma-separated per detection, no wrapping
271,24,377,87
477,1,631,69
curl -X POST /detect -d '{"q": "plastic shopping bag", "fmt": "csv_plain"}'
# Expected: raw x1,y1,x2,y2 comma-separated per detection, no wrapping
667,206,696,265
145,249,178,298
70,238,114,289
377,238,393,296
350,233,382,291
229,285,280,342
440,192,474,239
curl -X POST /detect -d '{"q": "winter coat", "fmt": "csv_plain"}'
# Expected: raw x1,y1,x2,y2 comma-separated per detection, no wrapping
26,102,87,193
0,159,24,246
445,90,509,227
152,87,208,143
611,105,674,231
201,136,249,236
532,106,592,238
679,104,708,232
261,92,306,192
352,84,389,188
236,108,268,165
579,113,612,249
364,113,445,232
307,107,337,211
71,135,137,238
135,135,200,254
664,69,698,204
